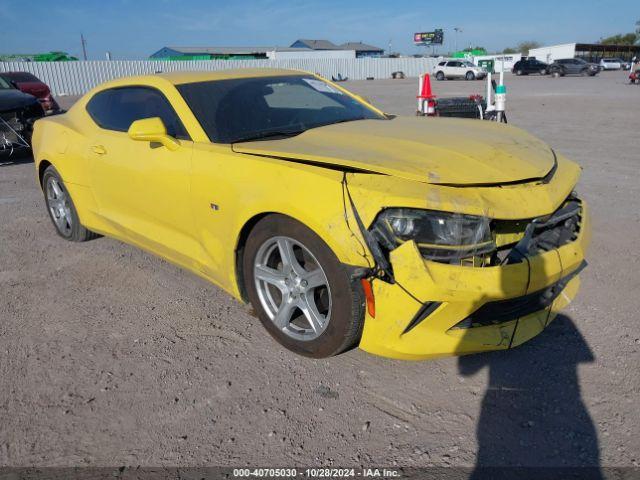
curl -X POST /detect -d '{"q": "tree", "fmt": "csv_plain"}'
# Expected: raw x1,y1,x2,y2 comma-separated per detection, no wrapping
502,47,517,54
517,41,541,54
600,33,637,45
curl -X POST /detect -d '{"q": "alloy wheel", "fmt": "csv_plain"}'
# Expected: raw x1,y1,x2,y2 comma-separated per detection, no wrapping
253,236,331,341
46,177,73,236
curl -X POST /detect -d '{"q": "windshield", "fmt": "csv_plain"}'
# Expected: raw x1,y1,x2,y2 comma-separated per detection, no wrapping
0,77,12,89
177,75,385,143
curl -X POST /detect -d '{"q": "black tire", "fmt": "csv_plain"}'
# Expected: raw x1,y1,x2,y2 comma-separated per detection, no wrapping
551,70,562,78
42,165,99,242
435,71,445,81
242,214,365,358
580,69,589,77
539,68,547,75
515,69,523,76
465,71,475,81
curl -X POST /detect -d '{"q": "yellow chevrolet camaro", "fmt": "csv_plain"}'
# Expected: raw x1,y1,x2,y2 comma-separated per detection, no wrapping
32,68,589,360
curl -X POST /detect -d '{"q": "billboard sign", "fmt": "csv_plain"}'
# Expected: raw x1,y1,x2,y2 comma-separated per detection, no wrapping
414,29,444,46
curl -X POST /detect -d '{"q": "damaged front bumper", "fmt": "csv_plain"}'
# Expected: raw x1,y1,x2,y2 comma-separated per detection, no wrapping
359,201,590,360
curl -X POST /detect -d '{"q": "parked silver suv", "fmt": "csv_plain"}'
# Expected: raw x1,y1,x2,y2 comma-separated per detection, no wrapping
433,60,487,81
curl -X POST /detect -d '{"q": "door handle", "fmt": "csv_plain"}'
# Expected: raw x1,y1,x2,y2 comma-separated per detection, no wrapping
91,145,107,155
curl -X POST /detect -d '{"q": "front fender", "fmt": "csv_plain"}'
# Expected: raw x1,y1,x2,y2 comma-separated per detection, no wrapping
189,144,375,299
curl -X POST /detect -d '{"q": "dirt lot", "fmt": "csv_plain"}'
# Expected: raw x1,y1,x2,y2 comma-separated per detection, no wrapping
1,71,639,473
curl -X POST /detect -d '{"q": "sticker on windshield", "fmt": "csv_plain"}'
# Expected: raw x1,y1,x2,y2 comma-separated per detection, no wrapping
303,78,343,94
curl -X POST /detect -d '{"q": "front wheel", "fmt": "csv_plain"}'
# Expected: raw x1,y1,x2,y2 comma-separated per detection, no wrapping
465,71,476,81
515,69,523,76
539,68,547,75
243,215,365,358
435,71,445,81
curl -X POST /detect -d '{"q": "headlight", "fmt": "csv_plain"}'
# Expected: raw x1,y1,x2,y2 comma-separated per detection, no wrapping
370,208,495,261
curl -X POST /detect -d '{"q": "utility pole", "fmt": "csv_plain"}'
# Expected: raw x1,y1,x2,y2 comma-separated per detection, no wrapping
453,27,462,53
80,33,87,60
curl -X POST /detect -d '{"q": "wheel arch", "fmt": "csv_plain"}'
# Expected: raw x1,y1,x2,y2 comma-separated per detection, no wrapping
233,209,371,303
234,211,277,302
38,159,53,189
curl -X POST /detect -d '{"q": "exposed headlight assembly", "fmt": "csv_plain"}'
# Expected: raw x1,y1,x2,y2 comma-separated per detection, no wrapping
370,208,495,262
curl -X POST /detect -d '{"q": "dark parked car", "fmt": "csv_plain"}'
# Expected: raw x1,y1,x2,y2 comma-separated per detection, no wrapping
549,58,600,77
512,58,549,75
0,76,44,152
0,71,60,112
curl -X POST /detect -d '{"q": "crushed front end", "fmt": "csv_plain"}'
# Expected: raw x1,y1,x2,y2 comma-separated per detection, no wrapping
0,100,43,155
358,193,590,360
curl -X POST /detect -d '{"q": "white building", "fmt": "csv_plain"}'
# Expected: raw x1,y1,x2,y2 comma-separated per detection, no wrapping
528,43,640,63
528,43,577,63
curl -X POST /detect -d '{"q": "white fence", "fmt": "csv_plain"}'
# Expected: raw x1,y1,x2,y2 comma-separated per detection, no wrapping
0,58,437,96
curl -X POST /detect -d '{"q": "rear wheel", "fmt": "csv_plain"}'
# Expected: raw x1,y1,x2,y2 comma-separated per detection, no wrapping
465,71,476,81
435,71,445,81
242,215,365,358
42,166,98,242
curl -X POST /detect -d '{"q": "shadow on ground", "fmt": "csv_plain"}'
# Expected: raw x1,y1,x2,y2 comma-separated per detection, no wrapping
0,150,34,167
459,314,602,479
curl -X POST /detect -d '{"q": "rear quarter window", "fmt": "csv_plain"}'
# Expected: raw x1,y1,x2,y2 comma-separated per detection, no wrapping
86,87,189,140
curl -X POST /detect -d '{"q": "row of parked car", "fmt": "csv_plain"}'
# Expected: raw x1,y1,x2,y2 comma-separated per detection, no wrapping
0,71,59,112
515,57,636,76
434,56,636,81
0,72,59,151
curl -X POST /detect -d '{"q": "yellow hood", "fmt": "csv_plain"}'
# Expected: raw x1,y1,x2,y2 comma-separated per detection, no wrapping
233,116,556,185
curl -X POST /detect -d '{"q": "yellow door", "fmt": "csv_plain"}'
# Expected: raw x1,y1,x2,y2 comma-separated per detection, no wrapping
88,129,199,266
83,85,202,266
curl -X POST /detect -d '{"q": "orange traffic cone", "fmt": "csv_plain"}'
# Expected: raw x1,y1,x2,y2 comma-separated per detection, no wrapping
417,73,436,116
420,73,435,100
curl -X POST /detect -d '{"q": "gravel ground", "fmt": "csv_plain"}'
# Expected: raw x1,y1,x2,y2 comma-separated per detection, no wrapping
0,71,638,473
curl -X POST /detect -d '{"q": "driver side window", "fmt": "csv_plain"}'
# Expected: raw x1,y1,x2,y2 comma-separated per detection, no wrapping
86,87,190,140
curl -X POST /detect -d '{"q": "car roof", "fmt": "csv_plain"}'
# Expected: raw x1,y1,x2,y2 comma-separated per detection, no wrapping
99,68,309,90
0,71,41,80
161,68,308,84
84,69,314,96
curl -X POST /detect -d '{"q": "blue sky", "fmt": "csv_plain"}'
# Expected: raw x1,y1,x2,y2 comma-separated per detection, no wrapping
0,0,637,59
